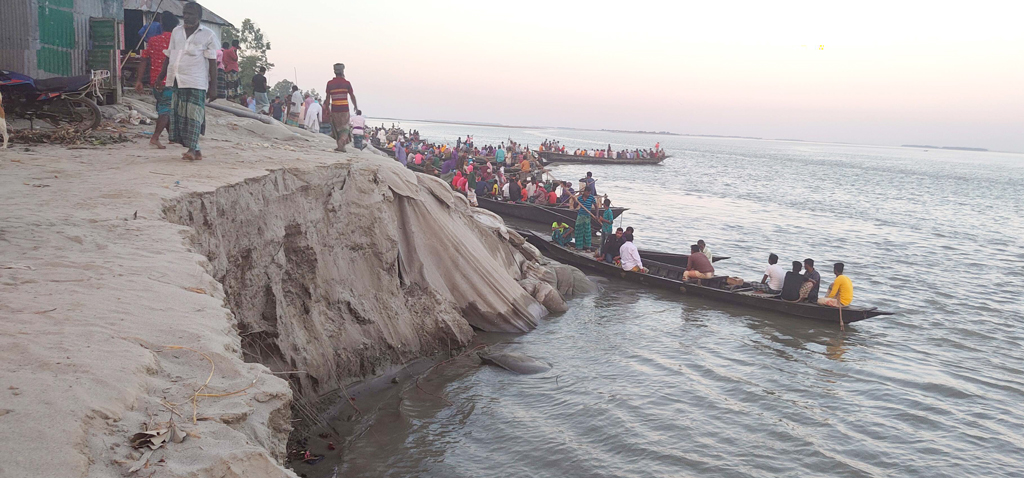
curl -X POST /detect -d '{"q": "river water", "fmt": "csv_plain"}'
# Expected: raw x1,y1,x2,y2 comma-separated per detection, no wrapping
313,122,1024,477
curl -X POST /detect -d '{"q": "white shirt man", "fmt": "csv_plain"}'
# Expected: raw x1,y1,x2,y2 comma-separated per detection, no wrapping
304,100,322,131
501,182,510,200
619,236,644,272
163,24,217,90
765,263,786,291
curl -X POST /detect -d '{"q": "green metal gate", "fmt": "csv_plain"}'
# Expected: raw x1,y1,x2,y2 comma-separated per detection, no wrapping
37,0,75,76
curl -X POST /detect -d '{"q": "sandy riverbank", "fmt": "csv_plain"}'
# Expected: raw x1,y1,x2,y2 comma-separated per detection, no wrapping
0,98,589,477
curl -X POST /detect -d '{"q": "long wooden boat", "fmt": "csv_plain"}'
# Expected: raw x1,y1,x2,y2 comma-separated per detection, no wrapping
477,197,626,232
522,231,892,323
536,150,668,166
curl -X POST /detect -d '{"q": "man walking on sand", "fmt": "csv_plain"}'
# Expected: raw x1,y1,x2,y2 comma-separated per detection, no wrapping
134,10,177,149
324,63,358,152
156,1,218,161
252,66,269,114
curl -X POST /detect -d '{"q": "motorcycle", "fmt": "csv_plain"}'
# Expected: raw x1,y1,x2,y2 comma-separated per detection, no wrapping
0,70,105,131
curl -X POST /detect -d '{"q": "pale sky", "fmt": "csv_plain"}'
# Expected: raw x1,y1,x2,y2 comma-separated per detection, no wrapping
205,0,1024,151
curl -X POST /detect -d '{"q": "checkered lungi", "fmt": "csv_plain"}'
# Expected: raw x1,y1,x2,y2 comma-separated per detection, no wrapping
168,87,206,151
216,68,227,99
574,215,591,250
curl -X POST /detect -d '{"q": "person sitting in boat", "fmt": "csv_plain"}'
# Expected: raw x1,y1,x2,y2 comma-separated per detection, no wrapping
683,244,715,279
595,227,624,263
557,181,575,205
697,240,712,262
508,179,523,203
524,178,537,201
545,187,558,206
780,261,805,301
619,233,647,273
800,258,821,302
752,253,786,294
819,263,853,308
532,182,549,204
551,222,574,247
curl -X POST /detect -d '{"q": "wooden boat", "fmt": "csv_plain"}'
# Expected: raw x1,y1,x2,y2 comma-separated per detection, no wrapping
536,150,667,166
476,197,626,232
521,231,892,323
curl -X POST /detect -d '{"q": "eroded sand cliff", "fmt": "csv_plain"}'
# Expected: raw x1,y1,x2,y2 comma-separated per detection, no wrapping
0,102,590,477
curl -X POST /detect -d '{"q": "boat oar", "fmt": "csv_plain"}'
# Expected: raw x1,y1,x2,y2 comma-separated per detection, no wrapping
838,300,845,332
567,192,601,222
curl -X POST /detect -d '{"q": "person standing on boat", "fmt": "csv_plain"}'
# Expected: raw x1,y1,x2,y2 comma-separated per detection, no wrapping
582,172,597,196
698,240,713,262
572,189,597,250
752,253,786,294
619,233,646,273
819,263,853,307
684,244,715,279
599,198,615,250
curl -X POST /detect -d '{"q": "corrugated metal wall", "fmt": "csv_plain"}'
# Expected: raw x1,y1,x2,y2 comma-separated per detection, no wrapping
0,0,123,79
0,0,37,75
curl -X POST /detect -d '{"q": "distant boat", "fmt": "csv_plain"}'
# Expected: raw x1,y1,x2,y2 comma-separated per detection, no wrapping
535,150,667,166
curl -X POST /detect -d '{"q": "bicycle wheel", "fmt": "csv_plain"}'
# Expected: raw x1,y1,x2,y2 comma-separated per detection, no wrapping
52,96,102,131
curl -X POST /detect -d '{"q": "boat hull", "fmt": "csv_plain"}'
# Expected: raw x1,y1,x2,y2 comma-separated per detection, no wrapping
537,151,667,165
477,197,626,232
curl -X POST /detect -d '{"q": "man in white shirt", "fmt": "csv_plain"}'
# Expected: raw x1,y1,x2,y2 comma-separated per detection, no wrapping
619,233,646,273
349,110,366,149
698,239,713,262
303,99,322,132
752,253,786,294
156,1,217,161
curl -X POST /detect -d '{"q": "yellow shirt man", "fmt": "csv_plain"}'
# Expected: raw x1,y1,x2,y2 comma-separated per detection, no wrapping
827,274,853,306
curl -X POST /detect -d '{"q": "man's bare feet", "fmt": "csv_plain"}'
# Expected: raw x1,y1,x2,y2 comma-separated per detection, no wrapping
182,151,195,161
193,151,203,161
149,140,166,149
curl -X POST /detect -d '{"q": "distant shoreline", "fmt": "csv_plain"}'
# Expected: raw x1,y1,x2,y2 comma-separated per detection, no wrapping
901,145,989,152
367,117,1012,154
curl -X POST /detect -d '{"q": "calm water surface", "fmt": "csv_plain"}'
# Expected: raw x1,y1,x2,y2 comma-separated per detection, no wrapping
318,122,1024,477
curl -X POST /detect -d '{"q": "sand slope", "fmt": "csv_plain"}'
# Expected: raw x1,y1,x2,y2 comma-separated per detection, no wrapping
0,101,583,477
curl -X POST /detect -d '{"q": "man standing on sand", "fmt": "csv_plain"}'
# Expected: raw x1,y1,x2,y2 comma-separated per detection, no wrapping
222,39,240,100
350,109,366,149
134,10,177,149
324,63,358,152
286,85,302,127
251,66,269,114
156,1,218,161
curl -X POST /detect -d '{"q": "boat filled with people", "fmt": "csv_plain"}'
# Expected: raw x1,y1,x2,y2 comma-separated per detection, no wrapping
520,230,892,324
536,140,669,165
